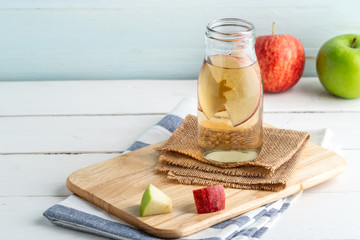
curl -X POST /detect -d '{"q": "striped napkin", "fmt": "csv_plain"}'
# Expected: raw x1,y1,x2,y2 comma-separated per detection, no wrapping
43,97,335,240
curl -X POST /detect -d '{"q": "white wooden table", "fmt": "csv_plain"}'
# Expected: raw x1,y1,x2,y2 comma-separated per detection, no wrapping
0,78,359,240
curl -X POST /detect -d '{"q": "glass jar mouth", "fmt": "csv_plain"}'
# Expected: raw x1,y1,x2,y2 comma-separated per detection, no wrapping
206,18,255,42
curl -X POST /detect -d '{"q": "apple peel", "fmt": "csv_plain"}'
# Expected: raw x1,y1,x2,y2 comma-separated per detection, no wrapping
193,185,225,214
223,62,262,126
140,184,172,217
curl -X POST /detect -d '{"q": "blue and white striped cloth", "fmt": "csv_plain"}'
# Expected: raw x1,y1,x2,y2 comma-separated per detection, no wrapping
44,97,336,240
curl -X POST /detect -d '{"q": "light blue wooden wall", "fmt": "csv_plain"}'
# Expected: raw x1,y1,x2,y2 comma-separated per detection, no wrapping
1,0,359,81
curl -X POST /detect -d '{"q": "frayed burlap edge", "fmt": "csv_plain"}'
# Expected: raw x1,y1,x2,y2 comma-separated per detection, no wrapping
156,121,310,191
156,115,310,174
166,173,285,192
158,151,271,177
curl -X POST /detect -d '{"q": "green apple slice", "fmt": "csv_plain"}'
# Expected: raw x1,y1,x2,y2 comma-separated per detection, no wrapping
140,184,172,217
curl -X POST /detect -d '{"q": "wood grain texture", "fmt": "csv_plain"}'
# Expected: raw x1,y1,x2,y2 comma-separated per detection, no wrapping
1,1,359,81
66,141,346,238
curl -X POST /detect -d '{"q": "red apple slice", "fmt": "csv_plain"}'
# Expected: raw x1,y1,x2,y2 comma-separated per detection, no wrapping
193,185,225,214
210,55,262,126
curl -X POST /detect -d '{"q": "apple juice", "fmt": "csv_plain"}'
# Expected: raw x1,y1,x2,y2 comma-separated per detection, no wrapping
197,54,263,165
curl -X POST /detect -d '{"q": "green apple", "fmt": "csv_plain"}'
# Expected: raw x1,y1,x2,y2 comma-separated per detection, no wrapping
140,184,172,217
316,34,360,98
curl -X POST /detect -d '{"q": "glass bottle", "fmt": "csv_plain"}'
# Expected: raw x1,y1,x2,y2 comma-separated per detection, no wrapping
197,18,263,166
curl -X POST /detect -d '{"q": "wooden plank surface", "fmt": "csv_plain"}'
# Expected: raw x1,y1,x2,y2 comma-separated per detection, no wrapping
0,154,117,197
1,112,360,154
262,192,360,240
0,1,359,81
0,150,358,198
2,78,360,116
66,141,346,238
0,115,161,154
0,79,359,240
0,153,357,240
0,80,196,116
305,150,360,193
0,197,103,240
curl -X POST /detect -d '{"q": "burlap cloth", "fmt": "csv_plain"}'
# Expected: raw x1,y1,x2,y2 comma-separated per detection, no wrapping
156,115,310,192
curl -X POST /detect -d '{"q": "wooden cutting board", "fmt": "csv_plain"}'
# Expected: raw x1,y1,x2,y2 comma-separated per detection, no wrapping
67,141,346,239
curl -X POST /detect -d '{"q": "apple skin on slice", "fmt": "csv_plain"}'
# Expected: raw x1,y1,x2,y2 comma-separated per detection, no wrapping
223,62,262,126
140,184,172,217
211,55,262,127
193,185,225,214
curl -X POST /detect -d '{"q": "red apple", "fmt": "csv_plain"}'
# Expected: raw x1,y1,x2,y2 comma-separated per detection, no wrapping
192,185,225,214
255,22,305,92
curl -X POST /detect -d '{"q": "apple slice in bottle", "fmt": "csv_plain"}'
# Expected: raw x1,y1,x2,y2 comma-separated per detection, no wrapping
209,55,262,126
197,60,226,119
208,54,243,82
197,54,243,120
223,64,262,126
230,47,254,67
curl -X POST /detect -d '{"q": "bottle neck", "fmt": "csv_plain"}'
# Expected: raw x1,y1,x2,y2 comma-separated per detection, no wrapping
205,18,257,66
